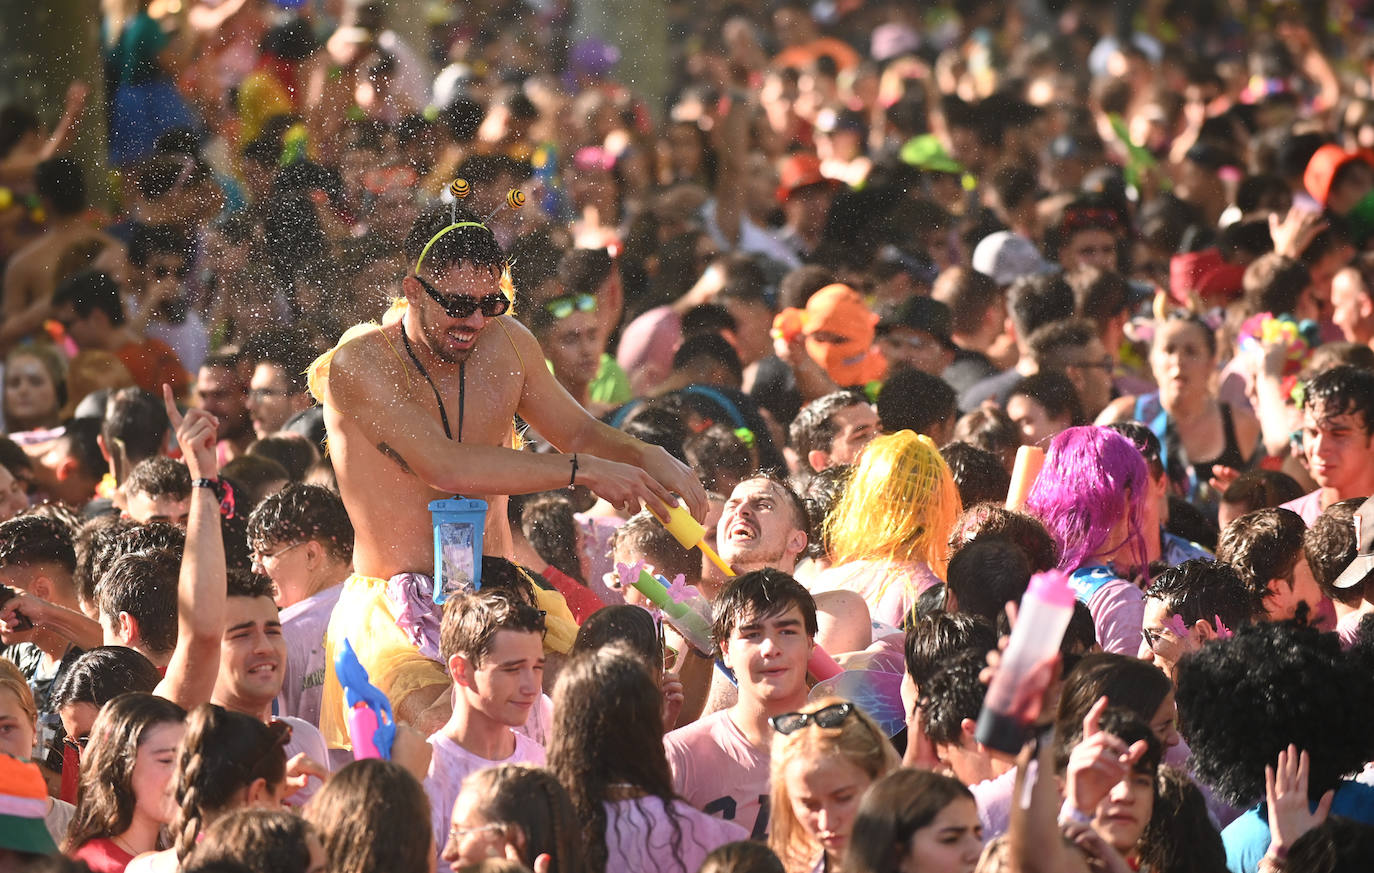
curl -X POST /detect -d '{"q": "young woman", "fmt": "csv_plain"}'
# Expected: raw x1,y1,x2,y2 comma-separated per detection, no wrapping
843,769,983,873
768,698,901,873
814,430,963,627
443,764,584,873
64,693,186,873
0,660,74,844
123,704,290,872
548,646,747,873
304,758,433,873
3,344,66,434
186,808,327,873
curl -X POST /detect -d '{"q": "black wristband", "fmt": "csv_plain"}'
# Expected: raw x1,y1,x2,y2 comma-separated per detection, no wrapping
568,454,578,489
192,478,220,490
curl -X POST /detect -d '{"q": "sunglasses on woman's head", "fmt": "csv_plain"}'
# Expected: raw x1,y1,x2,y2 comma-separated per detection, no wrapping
413,274,510,319
544,293,597,319
770,702,854,735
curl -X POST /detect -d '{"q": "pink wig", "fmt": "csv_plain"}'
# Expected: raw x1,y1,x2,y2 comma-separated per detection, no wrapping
1024,426,1149,574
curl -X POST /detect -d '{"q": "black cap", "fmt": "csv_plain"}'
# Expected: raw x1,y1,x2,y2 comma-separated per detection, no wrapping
877,297,956,350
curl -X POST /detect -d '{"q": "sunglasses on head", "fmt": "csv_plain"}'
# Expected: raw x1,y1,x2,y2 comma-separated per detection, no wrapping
413,274,511,319
770,702,854,735
544,293,597,319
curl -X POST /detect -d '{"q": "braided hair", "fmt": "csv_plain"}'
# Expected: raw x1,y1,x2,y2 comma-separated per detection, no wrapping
171,704,289,861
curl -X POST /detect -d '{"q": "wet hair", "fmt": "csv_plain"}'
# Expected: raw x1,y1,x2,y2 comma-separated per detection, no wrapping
63,693,186,852
1144,559,1262,633
1215,508,1306,604
951,407,1020,471
549,646,688,873
1305,498,1367,604
101,388,169,483
843,769,974,873
1137,766,1227,873
903,611,997,688
247,434,318,483
877,369,958,440
949,504,1059,573
768,697,901,871
918,648,987,746
711,569,818,652
790,391,873,466
303,759,433,873
123,456,191,502
188,809,315,873
439,588,548,666
52,271,125,325
0,514,76,574
520,493,584,584
698,841,785,873
1283,817,1374,873
50,646,161,713
619,399,690,464
572,605,661,671
801,465,849,559
456,765,585,873
404,205,505,275
1175,622,1374,807
89,521,184,597
1301,364,1374,435
612,509,701,586
97,548,181,655
35,157,86,216
825,430,962,575
945,536,1031,624
246,483,354,563
1026,318,1100,369
171,704,290,860
1025,426,1149,574
1009,371,1084,427
683,425,754,493
940,441,1011,508
1052,653,1174,767
1005,271,1074,341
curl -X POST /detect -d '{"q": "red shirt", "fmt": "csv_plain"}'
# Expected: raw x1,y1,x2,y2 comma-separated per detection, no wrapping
72,837,136,873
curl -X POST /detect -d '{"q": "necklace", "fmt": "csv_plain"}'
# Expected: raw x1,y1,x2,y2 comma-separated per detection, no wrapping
401,319,465,442
110,833,140,857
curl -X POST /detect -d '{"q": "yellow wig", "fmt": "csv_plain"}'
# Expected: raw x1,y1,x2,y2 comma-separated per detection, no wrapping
824,430,962,574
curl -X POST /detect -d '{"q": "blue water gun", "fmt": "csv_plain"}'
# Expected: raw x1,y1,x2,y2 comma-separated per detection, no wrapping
335,638,395,760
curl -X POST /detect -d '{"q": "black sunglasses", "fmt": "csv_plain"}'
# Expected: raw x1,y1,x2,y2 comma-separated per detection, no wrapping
770,702,854,735
413,275,510,319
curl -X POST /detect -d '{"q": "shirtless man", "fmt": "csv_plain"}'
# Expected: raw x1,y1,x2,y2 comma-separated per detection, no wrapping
2,157,123,352
312,206,706,747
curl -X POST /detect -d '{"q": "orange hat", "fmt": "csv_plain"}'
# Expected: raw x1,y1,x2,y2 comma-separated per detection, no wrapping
1303,144,1374,207
776,153,840,203
0,753,57,854
774,284,886,387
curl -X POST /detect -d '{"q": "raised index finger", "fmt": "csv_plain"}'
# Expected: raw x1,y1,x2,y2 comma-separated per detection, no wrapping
163,383,184,430
1083,695,1109,738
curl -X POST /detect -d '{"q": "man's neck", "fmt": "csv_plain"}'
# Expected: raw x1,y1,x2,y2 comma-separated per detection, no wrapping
441,697,517,760
212,691,274,723
282,566,349,609
729,688,808,749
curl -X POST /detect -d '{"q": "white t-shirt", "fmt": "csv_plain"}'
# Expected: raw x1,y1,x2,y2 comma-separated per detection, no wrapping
281,715,331,806
277,582,345,727
604,795,749,873
425,729,546,858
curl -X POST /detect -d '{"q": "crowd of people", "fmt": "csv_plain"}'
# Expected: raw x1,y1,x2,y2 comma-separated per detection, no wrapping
5,0,1374,871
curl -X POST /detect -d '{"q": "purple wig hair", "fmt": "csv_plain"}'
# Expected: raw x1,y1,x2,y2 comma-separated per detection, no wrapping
1024,426,1149,574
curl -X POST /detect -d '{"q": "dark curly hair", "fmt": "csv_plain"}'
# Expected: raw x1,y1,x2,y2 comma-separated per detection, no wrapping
1216,508,1307,604
917,648,987,747
1137,766,1227,873
245,483,354,564
1175,622,1374,807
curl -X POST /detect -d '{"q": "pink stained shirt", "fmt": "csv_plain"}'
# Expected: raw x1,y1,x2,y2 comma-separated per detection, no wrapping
808,559,942,628
425,729,546,859
663,710,770,838
277,582,344,727
603,795,749,873
1280,489,1326,526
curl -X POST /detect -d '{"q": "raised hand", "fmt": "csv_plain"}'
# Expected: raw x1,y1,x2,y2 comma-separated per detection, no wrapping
1265,744,1334,856
164,383,218,481
1065,697,1149,817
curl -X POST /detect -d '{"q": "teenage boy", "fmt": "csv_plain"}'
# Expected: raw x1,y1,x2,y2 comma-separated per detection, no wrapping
1282,366,1374,523
246,484,355,726
664,569,817,838
1138,559,1262,680
425,589,547,858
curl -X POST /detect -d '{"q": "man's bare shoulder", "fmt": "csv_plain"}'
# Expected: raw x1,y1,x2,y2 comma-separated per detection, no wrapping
324,322,407,389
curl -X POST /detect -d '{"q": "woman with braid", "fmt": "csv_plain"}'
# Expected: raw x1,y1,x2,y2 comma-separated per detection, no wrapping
125,703,290,873
548,646,746,873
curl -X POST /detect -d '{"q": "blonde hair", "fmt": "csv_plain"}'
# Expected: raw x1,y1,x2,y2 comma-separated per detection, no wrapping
0,659,36,726
824,430,962,573
767,697,900,873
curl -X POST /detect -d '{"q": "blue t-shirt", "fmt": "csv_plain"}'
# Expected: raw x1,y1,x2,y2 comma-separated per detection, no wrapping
1223,780,1374,873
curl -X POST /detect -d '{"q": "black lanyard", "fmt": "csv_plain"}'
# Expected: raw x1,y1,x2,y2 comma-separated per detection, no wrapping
401,322,464,442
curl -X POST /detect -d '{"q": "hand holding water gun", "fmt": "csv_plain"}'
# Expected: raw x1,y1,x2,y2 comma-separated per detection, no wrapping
335,638,395,761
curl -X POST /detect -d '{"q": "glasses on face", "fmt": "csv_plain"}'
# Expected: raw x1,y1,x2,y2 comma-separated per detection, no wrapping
449,822,506,842
544,293,597,319
1141,626,1167,652
251,541,305,572
770,702,854,735
413,274,510,319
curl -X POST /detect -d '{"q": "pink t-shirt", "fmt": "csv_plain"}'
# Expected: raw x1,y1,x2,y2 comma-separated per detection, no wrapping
1085,577,1145,656
425,729,546,858
1281,489,1326,526
663,710,770,838
604,795,749,873
277,582,344,727
809,559,942,627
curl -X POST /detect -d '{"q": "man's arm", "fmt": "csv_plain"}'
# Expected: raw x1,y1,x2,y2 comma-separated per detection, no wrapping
0,595,102,654
153,386,227,709
328,327,700,518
